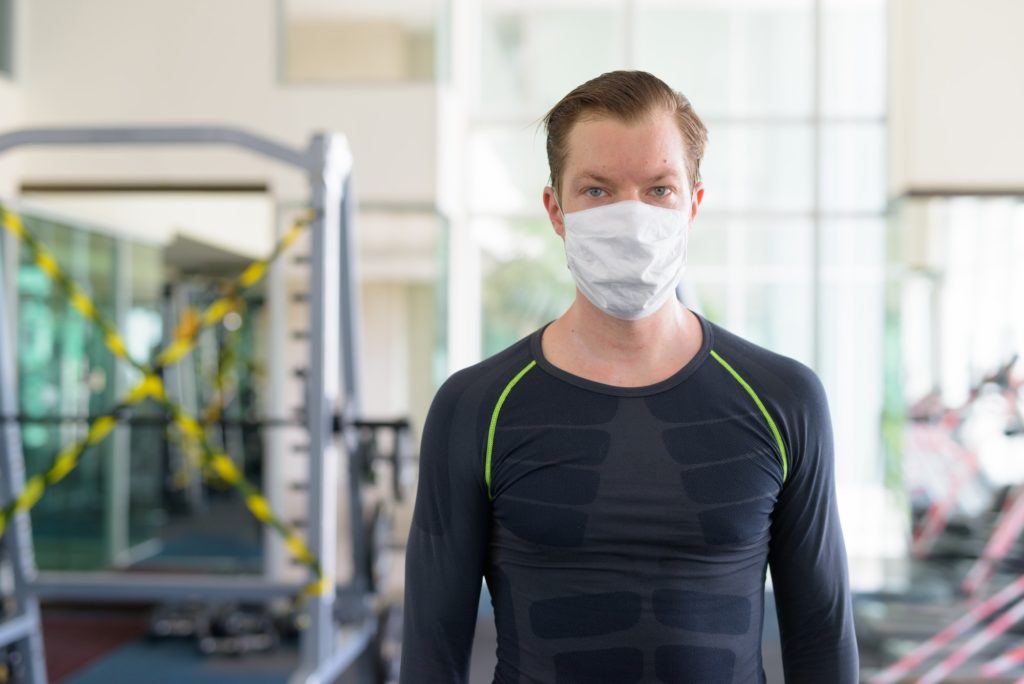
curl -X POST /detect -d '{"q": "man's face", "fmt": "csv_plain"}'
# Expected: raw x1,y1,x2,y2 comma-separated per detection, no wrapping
543,108,704,237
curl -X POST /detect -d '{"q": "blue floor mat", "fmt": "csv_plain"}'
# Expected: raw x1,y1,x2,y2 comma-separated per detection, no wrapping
61,639,297,684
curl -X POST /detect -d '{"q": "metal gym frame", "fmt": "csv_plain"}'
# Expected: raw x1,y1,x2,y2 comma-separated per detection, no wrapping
0,126,371,684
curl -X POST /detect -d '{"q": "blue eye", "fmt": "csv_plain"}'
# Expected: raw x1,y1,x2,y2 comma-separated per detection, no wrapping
651,186,670,198
586,188,605,198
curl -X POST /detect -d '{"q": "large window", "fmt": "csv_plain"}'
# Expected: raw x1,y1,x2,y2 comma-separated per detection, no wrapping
280,0,441,83
471,0,888,567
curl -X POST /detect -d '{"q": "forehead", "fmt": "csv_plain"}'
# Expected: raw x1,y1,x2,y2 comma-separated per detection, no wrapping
563,109,688,180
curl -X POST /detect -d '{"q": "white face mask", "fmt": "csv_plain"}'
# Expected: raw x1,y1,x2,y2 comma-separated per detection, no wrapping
559,199,689,320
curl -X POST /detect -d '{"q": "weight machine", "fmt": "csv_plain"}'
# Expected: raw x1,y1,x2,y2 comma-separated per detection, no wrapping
0,126,386,683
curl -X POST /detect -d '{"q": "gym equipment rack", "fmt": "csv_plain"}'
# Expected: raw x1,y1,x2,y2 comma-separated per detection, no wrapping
0,126,374,684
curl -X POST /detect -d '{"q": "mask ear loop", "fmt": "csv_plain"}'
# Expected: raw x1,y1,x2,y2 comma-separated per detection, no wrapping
550,183,566,223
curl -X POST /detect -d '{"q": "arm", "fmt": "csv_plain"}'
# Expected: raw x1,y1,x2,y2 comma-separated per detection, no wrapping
768,367,859,683
400,373,491,683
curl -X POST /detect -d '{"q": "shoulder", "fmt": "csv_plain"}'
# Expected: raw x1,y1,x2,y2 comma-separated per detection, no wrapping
427,329,540,425
702,318,834,481
415,330,542,516
705,318,826,409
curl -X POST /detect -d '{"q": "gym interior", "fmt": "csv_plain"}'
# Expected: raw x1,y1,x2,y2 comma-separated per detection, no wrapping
0,1,1022,682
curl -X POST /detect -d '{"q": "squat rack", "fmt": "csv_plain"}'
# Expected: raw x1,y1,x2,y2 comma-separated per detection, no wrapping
0,126,370,684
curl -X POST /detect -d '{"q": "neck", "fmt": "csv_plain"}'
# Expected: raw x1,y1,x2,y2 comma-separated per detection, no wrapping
542,290,703,388
560,291,690,363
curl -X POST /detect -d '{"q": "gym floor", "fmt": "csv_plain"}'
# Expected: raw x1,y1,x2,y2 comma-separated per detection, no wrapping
43,590,786,684
43,605,298,684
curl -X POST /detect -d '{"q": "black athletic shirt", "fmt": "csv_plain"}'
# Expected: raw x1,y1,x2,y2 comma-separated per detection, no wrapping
401,312,858,683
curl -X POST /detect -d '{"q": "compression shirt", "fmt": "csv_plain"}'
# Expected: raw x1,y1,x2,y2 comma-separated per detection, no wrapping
400,312,858,683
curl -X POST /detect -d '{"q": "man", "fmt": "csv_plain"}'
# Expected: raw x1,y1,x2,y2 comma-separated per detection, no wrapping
401,70,858,683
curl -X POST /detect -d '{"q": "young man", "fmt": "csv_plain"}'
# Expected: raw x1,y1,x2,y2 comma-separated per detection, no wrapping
401,71,858,683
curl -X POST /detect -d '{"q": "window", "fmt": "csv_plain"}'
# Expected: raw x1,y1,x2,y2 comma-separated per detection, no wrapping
280,0,440,82
469,0,889,570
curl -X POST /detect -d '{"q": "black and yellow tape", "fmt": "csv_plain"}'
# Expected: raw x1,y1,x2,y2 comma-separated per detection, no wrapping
168,402,329,602
201,298,245,425
164,295,245,488
0,203,327,601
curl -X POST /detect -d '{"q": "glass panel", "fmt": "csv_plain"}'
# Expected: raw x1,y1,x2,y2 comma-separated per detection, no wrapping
283,0,439,82
479,3,624,118
822,123,886,212
687,217,730,270
135,283,266,574
479,216,575,357
743,280,814,366
935,198,1024,403
700,124,814,212
821,218,885,276
469,127,550,214
689,218,813,277
9,208,282,574
819,278,885,485
742,218,814,270
124,243,166,554
690,278,728,324
822,0,886,117
16,213,118,570
436,0,453,84
635,1,813,118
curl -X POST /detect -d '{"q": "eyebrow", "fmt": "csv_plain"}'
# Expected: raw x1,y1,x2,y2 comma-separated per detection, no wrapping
575,172,615,185
574,170,681,185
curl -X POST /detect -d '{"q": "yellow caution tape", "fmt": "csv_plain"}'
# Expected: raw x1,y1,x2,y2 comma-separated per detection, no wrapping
285,534,316,567
245,494,273,523
238,262,267,289
209,453,240,485
201,297,236,327
298,576,331,601
124,374,166,405
104,331,129,360
47,441,83,485
173,307,201,342
17,476,46,512
174,413,203,441
86,415,118,445
280,223,304,250
34,251,61,280
2,210,24,238
0,202,323,603
155,338,195,367
69,289,97,320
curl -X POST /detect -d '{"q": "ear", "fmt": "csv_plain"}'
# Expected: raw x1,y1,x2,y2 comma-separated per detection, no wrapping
543,186,565,238
688,181,705,224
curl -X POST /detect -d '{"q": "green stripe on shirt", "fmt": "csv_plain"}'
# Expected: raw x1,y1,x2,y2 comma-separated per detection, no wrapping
486,359,537,499
709,349,789,482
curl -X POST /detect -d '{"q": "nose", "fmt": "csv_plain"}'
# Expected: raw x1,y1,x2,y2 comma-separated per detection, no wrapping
619,188,644,203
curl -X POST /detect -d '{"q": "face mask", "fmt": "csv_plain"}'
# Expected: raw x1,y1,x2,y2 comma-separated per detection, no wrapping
558,198,689,320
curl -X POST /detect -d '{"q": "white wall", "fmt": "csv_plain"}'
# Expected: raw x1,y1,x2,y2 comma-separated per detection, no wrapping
0,77,20,196
11,0,437,206
18,192,276,258
889,0,1024,194
0,0,24,197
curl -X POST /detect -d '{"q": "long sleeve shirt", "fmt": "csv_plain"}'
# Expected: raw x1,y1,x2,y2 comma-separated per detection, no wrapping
401,312,859,683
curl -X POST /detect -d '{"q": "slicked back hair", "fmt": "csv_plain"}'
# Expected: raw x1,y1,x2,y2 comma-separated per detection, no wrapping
542,70,708,199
